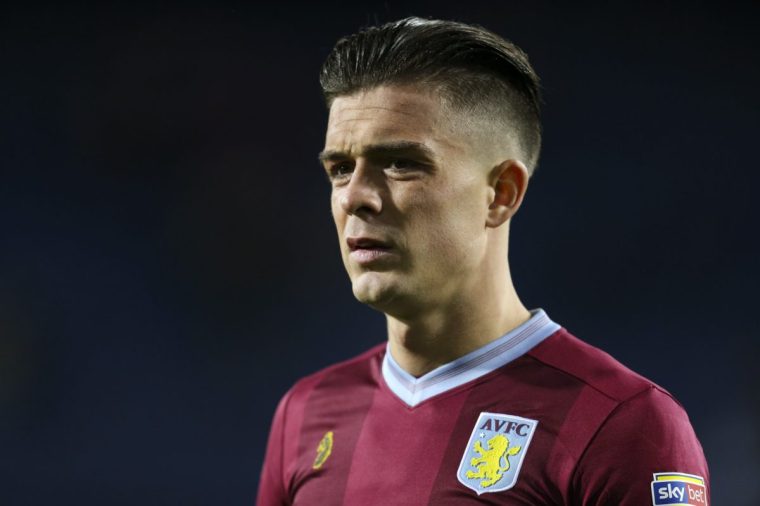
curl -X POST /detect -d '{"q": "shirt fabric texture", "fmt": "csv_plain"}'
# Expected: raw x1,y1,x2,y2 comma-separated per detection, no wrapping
256,310,710,505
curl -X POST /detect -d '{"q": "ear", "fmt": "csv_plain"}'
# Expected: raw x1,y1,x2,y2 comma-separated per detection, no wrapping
486,159,529,228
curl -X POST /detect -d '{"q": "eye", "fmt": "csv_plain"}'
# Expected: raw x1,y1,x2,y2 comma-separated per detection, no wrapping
387,159,420,171
327,161,354,182
385,159,428,178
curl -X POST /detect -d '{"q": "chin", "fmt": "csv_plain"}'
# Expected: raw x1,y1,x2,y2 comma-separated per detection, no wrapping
351,273,400,309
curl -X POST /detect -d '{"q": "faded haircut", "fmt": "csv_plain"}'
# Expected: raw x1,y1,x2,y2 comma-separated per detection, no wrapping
319,16,543,172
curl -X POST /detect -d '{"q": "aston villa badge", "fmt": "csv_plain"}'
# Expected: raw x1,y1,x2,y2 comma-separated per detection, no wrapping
457,412,538,495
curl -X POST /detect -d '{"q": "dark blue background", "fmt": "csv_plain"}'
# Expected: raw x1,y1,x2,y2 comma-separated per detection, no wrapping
2,2,758,504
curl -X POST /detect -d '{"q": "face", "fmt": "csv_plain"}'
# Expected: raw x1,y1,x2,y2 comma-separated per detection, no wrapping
320,85,501,317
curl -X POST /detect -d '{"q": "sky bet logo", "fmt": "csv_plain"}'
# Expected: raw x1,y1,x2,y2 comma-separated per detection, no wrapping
651,472,707,506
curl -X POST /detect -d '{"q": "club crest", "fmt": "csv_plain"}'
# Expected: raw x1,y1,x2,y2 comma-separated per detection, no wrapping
457,412,538,495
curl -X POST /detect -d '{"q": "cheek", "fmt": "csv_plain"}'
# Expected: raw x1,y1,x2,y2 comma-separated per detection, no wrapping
408,185,485,263
330,197,350,264
330,195,345,231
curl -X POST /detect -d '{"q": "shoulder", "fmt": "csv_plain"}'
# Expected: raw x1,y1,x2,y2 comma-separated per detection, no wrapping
527,329,709,503
570,383,709,504
527,327,670,404
524,326,696,454
279,342,386,411
258,343,386,497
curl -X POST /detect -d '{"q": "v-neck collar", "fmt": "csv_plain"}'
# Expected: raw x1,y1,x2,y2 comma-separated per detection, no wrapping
381,308,560,407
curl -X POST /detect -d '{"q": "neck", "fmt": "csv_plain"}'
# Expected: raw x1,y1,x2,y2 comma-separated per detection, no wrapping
385,262,530,377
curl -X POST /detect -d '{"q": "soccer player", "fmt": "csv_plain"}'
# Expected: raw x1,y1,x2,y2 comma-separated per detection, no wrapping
257,17,709,505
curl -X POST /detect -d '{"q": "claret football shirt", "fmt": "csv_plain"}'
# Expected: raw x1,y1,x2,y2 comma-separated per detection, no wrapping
256,310,710,505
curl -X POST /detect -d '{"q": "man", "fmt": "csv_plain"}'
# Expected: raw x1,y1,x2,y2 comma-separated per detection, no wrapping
257,17,709,505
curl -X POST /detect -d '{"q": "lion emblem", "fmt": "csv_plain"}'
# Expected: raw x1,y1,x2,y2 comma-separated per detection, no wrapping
465,434,521,488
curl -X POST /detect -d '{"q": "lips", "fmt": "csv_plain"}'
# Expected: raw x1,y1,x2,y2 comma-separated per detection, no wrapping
346,236,395,265
346,237,392,251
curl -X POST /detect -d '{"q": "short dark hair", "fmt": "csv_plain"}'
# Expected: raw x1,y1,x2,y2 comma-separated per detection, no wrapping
320,16,543,172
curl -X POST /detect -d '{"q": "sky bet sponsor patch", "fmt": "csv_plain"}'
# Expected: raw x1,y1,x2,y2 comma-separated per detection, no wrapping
651,472,707,505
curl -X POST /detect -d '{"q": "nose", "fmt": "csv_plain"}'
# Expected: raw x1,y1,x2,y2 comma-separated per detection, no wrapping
338,162,383,216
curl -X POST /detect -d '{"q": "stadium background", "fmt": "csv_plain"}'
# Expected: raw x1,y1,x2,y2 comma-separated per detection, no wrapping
2,2,758,504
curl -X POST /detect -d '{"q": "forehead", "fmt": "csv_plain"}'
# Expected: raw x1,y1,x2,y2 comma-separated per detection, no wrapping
324,85,465,158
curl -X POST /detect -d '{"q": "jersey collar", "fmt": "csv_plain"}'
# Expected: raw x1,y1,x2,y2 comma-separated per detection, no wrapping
381,308,560,407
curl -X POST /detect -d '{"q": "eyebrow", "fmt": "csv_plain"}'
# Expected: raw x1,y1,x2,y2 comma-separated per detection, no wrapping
317,141,436,164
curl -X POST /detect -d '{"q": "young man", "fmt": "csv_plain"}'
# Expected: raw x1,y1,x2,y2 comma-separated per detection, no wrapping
257,17,709,505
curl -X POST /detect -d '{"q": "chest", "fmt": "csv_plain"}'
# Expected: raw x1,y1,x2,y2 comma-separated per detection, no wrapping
287,389,571,505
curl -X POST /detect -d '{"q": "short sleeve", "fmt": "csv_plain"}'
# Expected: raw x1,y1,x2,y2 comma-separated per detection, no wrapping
256,391,292,506
571,386,710,506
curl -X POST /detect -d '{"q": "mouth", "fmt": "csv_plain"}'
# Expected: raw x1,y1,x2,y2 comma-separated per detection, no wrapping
346,236,395,265
347,237,392,252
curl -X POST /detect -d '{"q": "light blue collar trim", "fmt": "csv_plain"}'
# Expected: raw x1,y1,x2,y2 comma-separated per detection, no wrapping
381,308,560,407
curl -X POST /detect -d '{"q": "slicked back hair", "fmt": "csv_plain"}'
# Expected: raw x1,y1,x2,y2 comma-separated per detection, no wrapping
320,17,543,172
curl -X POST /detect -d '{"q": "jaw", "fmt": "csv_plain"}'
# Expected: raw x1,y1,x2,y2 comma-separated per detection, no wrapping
351,269,446,323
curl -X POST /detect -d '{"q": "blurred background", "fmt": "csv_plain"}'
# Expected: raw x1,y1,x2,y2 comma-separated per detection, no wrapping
2,1,758,504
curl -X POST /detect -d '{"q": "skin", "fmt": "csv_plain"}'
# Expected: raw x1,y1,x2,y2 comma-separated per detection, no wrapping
320,84,531,377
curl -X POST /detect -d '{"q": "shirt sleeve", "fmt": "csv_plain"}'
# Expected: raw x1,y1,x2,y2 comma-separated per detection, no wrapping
256,390,292,506
571,386,710,506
